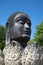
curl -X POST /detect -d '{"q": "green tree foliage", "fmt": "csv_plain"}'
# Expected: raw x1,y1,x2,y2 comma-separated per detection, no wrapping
0,26,5,50
34,21,43,46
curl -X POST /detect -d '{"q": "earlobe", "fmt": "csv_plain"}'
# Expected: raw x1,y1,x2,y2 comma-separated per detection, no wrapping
6,25,10,46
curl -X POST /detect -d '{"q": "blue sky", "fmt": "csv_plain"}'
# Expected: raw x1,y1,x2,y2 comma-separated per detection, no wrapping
0,0,43,39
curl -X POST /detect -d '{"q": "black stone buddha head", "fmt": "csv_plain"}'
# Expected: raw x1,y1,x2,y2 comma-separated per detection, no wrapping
6,12,31,46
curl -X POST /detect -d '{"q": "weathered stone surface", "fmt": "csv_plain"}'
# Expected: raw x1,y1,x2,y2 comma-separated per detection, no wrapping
0,49,4,65
3,42,43,65
22,43,43,65
3,41,23,65
39,47,43,65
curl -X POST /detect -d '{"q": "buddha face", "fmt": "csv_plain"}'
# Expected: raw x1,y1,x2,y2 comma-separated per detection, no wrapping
7,12,31,42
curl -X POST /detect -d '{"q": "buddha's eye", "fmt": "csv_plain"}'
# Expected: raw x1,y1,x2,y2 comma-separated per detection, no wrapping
18,20,24,25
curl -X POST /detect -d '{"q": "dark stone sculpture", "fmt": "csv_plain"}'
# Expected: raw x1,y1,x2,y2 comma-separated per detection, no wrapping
6,12,31,48
3,12,43,65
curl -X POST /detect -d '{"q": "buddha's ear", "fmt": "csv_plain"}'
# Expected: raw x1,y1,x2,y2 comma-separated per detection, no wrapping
6,22,10,46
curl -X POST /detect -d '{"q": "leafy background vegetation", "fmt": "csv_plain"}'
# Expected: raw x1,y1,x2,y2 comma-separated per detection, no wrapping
0,21,43,50
0,26,5,50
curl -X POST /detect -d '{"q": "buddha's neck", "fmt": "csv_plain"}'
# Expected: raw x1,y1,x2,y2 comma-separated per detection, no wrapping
15,40,27,48
11,40,27,48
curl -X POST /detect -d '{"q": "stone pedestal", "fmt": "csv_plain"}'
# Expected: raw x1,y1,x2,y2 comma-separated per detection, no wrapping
3,42,43,65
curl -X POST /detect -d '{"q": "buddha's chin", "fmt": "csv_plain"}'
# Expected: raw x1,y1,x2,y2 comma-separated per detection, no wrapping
11,34,30,43
22,34,30,38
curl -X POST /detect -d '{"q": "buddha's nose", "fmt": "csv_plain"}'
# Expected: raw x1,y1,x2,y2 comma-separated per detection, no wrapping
24,23,29,29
